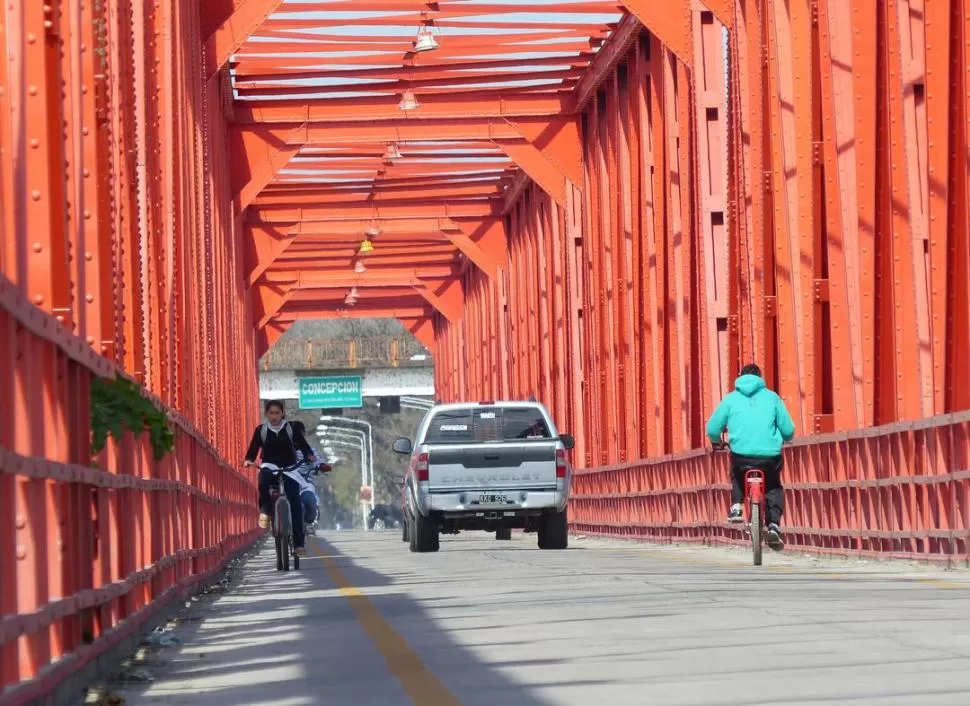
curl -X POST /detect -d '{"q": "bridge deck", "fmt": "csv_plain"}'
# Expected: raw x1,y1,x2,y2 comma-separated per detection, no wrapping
110,533,970,706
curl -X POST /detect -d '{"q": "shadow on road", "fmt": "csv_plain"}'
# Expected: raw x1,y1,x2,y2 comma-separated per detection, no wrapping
109,533,606,706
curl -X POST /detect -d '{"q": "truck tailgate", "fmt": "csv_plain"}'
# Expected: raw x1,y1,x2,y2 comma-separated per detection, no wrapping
426,443,558,491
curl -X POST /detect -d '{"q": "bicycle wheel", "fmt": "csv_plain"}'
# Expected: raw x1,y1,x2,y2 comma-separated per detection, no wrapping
277,497,291,572
750,502,763,566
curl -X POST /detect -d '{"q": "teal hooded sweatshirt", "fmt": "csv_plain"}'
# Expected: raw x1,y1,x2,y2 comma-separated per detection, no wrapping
706,374,795,457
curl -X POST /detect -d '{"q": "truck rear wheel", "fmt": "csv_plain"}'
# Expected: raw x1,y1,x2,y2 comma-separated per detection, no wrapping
495,527,512,541
407,512,418,552
538,509,568,550
413,511,440,553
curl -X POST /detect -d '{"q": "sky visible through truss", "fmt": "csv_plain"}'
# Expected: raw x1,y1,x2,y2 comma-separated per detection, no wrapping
232,1,627,189
232,1,729,195
234,1,733,316
233,0,624,101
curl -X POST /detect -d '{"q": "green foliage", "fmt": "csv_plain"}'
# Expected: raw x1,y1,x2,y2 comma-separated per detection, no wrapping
90,375,176,461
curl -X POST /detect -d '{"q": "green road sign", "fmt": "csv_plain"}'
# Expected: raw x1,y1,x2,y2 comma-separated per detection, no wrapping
299,376,363,409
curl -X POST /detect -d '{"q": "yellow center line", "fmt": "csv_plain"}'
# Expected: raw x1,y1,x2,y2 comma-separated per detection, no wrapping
309,536,464,706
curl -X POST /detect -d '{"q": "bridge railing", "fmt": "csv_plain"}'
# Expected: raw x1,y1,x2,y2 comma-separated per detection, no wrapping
0,277,259,704
260,337,431,371
570,412,970,565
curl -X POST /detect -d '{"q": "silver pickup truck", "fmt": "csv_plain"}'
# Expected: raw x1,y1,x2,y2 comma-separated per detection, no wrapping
392,400,575,553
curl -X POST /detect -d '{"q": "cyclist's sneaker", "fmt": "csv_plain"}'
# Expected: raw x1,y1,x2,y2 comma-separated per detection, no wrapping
293,546,307,558
766,523,784,551
727,503,743,523
258,513,270,529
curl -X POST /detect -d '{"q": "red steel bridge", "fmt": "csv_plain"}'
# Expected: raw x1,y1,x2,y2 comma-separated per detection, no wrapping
1,0,969,702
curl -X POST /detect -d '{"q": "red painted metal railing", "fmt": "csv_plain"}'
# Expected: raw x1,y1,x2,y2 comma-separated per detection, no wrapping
0,277,259,704
571,412,970,564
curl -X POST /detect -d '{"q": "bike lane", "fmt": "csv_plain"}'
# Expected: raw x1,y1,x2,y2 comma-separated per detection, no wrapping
107,537,416,705
110,532,970,706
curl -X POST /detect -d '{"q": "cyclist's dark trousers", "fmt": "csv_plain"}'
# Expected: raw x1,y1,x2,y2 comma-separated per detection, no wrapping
258,469,305,548
730,453,784,526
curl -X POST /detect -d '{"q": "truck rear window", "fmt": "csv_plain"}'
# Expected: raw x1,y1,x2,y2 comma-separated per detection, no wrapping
424,407,552,443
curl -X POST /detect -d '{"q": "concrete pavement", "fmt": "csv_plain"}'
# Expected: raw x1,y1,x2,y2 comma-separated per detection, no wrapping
113,531,970,705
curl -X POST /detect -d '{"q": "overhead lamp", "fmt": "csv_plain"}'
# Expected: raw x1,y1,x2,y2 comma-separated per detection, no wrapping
413,26,439,53
359,239,374,254
383,143,402,160
366,222,382,237
354,260,367,274
349,286,359,298
398,88,420,111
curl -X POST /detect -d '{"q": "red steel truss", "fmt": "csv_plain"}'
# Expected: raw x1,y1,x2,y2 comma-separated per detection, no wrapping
1,0,969,701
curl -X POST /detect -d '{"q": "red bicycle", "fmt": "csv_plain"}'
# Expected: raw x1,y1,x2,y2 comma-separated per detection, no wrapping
714,445,767,566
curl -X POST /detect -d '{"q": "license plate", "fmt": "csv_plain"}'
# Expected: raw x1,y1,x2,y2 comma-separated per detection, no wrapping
478,494,508,505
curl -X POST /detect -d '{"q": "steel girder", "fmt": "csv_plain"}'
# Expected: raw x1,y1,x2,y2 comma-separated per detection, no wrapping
431,1,970,469
1,0,263,699
2,3,970,697
221,3,621,329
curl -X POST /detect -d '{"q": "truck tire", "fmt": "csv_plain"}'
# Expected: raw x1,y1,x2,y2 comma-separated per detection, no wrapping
401,516,410,543
495,527,512,541
413,511,440,553
407,512,418,552
538,508,568,550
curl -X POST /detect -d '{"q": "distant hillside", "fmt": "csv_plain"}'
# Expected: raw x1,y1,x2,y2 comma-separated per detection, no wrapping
260,318,431,369
276,318,412,342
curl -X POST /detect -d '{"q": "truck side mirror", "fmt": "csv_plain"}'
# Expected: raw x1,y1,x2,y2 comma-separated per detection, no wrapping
559,434,575,451
392,438,413,455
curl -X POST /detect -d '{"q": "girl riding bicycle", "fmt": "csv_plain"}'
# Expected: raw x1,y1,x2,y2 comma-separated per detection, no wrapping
243,400,316,557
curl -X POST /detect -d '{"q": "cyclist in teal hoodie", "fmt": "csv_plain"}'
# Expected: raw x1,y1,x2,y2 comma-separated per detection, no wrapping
706,363,796,550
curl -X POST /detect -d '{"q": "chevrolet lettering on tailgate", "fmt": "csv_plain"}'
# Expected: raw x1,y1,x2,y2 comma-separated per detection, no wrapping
392,400,576,553
438,472,544,485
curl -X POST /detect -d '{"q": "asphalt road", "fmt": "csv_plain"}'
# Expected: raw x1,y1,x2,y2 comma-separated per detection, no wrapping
113,530,970,706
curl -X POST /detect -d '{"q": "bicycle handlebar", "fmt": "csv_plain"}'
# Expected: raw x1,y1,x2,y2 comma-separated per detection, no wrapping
243,460,331,473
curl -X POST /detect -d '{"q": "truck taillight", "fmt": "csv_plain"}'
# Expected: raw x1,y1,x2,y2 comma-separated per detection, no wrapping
555,449,567,478
415,452,429,482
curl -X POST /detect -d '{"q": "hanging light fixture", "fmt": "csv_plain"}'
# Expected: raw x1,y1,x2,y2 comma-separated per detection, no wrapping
366,221,382,237
413,24,439,52
359,239,374,254
398,88,420,111
354,259,367,274
349,286,359,298
383,143,402,161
